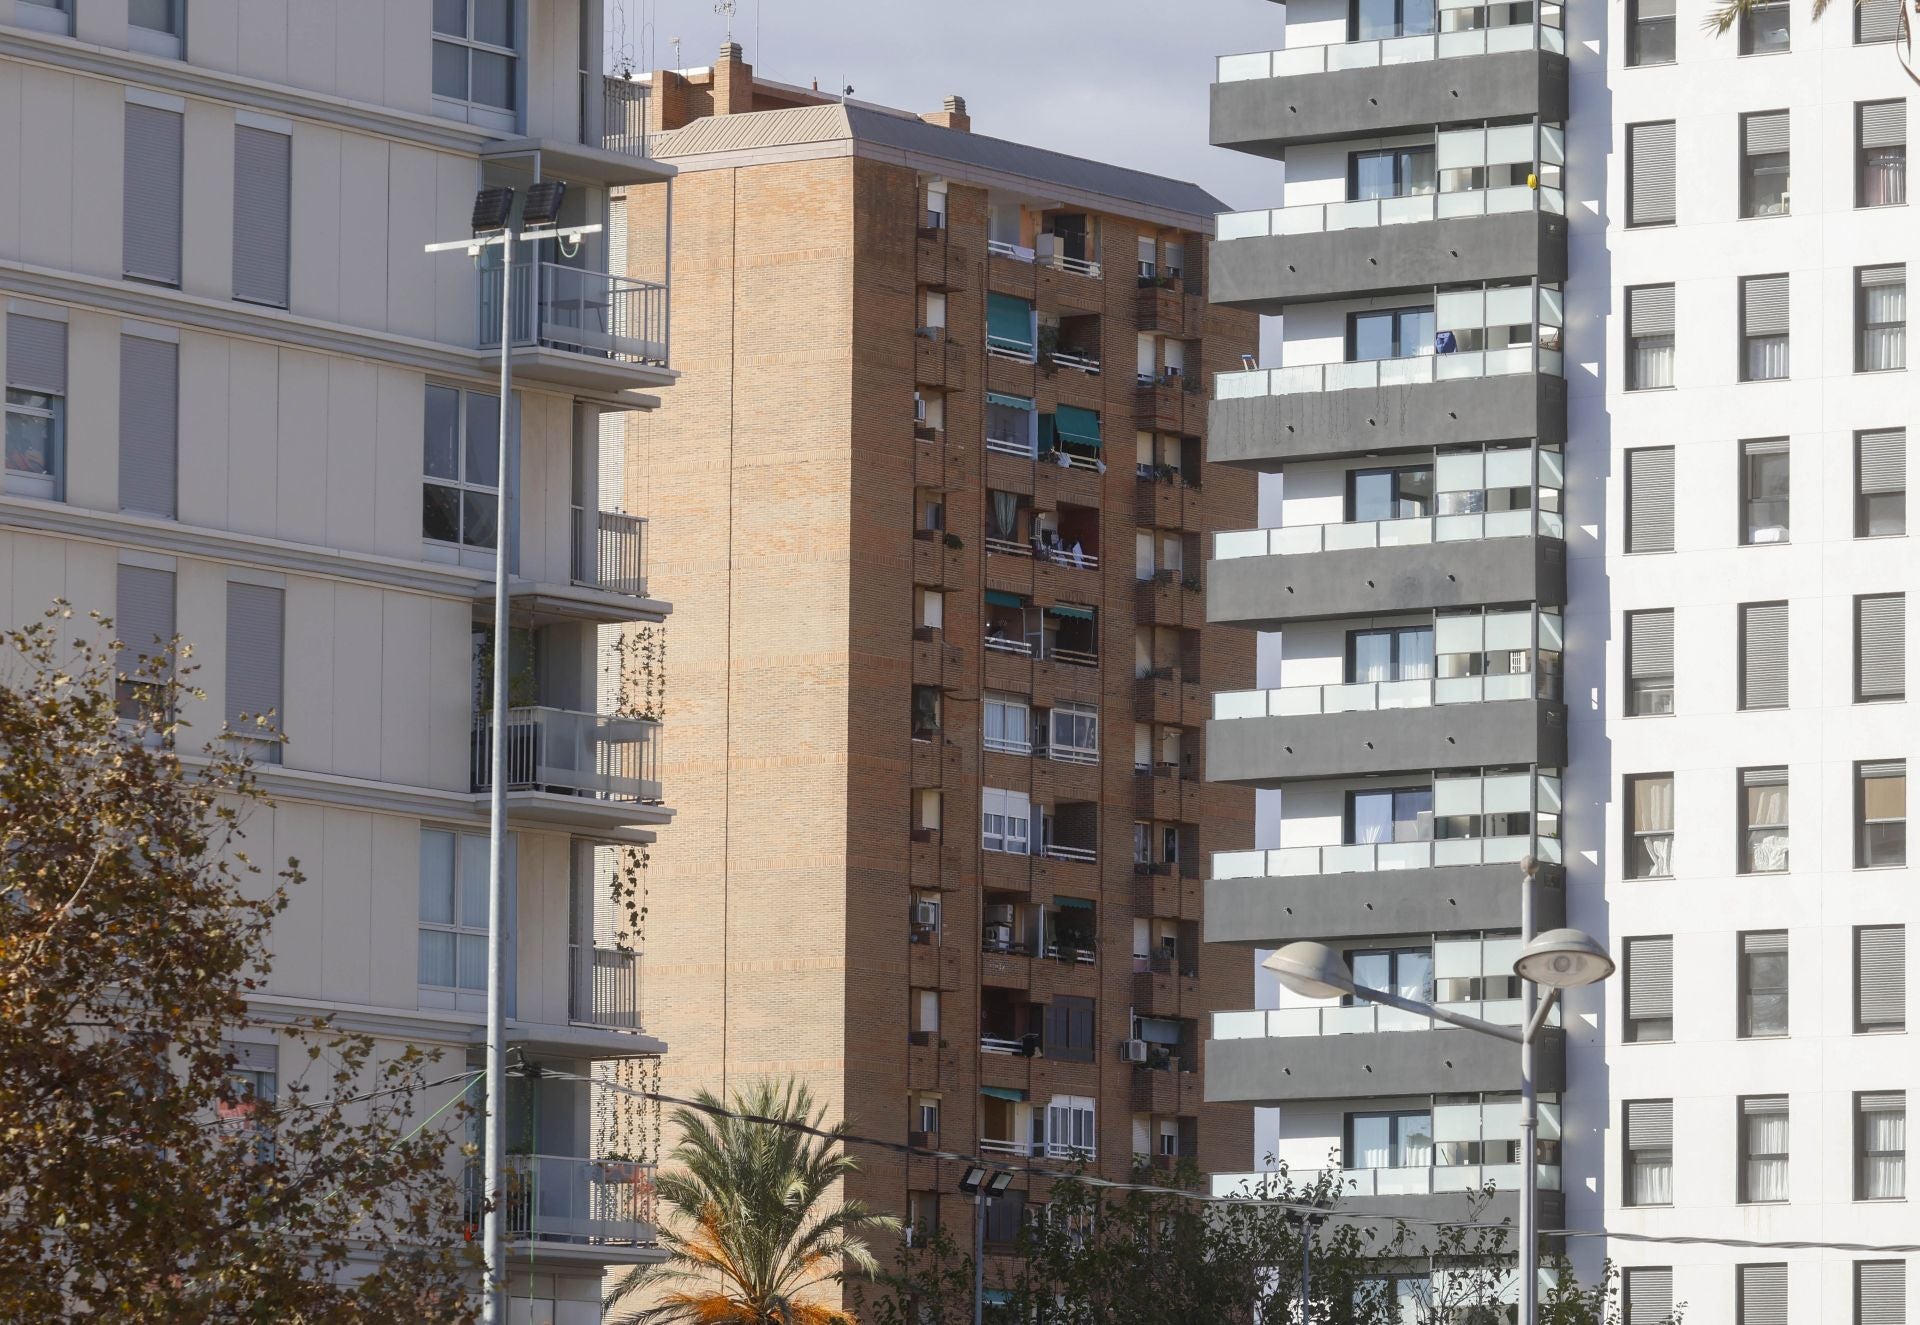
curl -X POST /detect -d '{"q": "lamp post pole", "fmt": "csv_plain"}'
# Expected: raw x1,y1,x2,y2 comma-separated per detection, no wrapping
1518,857,1539,1325
972,1186,988,1325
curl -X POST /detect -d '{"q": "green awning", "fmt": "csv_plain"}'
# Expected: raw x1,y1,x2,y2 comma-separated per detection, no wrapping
1052,895,1094,910
1047,603,1095,621
986,391,1034,411
981,1086,1025,1102
1054,404,1102,449
987,293,1034,351
985,590,1026,609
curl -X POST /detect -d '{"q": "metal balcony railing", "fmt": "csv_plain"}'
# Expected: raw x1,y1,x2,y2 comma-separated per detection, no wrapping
1218,185,1565,241
600,76,651,159
471,707,664,804
1212,671,1546,721
1211,1163,1562,1199
480,262,670,368
1216,20,1565,82
1217,346,1562,400
1214,508,1564,558
475,1154,658,1248
570,944,641,1030
980,1136,1037,1157
1212,998,1558,1040
571,507,649,597
1211,834,1561,880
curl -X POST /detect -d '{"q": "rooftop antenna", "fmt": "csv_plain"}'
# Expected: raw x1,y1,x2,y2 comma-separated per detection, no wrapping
670,34,682,68
714,0,736,43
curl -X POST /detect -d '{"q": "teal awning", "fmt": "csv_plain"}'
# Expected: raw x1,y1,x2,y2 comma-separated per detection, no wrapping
987,293,1034,351
1054,404,1102,449
981,1086,1025,1102
985,590,1026,609
1053,895,1094,910
1047,603,1095,621
986,391,1034,411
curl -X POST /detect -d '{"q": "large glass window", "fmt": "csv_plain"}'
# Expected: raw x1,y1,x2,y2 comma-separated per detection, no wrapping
1347,626,1434,683
1352,0,1437,40
419,828,509,1011
1348,788,1434,845
423,385,501,563
1349,146,1437,201
1348,466,1434,522
1347,1110,1434,1171
1627,774,1674,879
1348,307,1434,362
1858,265,1907,372
1629,0,1676,64
1857,1093,1906,1200
982,697,1029,755
1348,948,1434,1003
433,0,518,129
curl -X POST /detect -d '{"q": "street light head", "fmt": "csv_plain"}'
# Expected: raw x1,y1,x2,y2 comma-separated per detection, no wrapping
522,180,568,229
1515,927,1615,989
958,1166,988,1195
1263,942,1355,1001
986,1171,1014,1196
471,187,517,234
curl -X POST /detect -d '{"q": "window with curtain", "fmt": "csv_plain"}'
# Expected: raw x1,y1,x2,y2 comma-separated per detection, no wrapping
983,695,1031,755
1740,439,1790,541
1347,948,1434,1004
1626,609,1675,715
1856,925,1906,1033
1347,626,1435,683
1740,1098,1790,1203
1627,775,1674,879
1740,771,1790,874
1857,101,1907,207
1857,761,1907,867
1349,146,1437,200
1629,0,1676,63
1625,1100,1673,1206
1625,935,1674,1043
1740,930,1789,1037
987,490,1020,543
1347,1111,1433,1171
1740,276,1790,380
1856,429,1907,536
1627,285,1676,389
1740,113,1791,216
5,312,67,502
1858,265,1907,372
1858,1093,1906,1200
1348,788,1434,845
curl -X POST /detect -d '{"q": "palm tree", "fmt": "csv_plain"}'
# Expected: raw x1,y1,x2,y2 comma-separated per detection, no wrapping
1705,0,1914,83
605,1080,900,1325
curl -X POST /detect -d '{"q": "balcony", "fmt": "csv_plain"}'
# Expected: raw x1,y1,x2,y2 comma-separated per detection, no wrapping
478,1154,659,1260
1209,1167,1561,1234
480,261,671,399
472,706,667,833
1212,20,1568,153
570,944,642,1031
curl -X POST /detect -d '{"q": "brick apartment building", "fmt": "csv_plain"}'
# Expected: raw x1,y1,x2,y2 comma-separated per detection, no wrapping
616,44,1257,1281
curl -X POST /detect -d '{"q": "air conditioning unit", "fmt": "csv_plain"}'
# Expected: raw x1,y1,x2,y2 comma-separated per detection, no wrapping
1124,1039,1150,1063
913,901,940,927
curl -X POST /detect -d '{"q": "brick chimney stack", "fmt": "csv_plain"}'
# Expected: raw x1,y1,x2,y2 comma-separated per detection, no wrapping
713,41,754,116
921,95,970,133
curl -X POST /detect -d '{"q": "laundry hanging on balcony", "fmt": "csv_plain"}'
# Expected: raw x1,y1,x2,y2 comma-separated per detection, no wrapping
987,293,1035,356
1052,404,1103,450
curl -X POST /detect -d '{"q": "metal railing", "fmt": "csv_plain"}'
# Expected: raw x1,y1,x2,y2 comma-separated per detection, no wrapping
1216,21,1565,82
1213,671,1544,720
1212,998,1558,1040
600,76,651,159
477,1154,658,1247
1043,843,1098,864
1218,185,1564,241
986,434,1036,458
1216,347,1562,399
571,507,649,596
987,334,1038,363
981,1035,1028,1055
1039,545,1100,571
987,239,1036,263
985,537,1030,558
1214,508,1564,558
984,632,1034,656
570,944,641,1029
1042,253,1102,278
1211,1163,1561,1200
1212,835,1561,880
1050,349,1102,374
481,262,670,368
472,707,664,803
980,1136,1037,1157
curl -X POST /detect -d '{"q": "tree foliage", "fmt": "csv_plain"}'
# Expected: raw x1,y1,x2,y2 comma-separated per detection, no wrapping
0,606,481,1320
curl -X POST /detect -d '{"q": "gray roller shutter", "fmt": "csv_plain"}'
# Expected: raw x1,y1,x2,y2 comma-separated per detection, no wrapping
1629,121,1676,225
1861,264,1907,289
123,103,183,286
1859,0,1901,43
1744,110,1790,155
1860,430,1907,495
1743,275,1789,336
1626,1099,1672,1149
1629,284,1675,336
225,583,284,730
1861,100,1908,148
1739,1263,1787,1325
232,126,291,307
1859,1260,1906,1324
1625,1268,1673,1325
1741,601,1789,709
1858,594,1906,700
1858,926,1906,1030
1627,447,1675,553
115,564,176,675
1628,609,1674,679
1627,936,1673,1020
1742,926,1788,951
6,313,67,393
119,335,178,518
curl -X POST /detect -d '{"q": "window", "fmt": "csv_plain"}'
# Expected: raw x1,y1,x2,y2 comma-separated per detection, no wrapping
1740,277,1790,380
128,0,184,56
1739,602,1789,711
1740,0,1790,53
1856,594,1906,702
1349,146,1436,200
233,125,291,308
1858,265,1908,372
985,393,1036,456
1626,775,1674,879
1626,610,1674,715
1858,102,1907,207
1347,1109,1434,1170
5,312,66,501
419,828,512,1012
1348,306,1434,361
981,789,1031,855
1045,1096,1095,1159
1859,0,1903,43
913,988,940,1035
917,587,944,631
915,789,942,834
1740,930,1789,1037
13,0,71,34
222,1041,277,1110
1626,286,1676,390
1348,787,1434,846
1858,1092,1907,1200
1136,235,1156,281
1738,1100,1790,1204
1857,429,1908,536
1626,447,1675,552
1347,947,1434,1004
911,685,941,741
1859,1264,1909,1325
1347,625,1434,684
1739,1263,1789,1324
906,1189,940,1244
916,486,945,533
423,385,502,563
983,694,1031,755
1044,996,1096,1064
1858,761,1907,867
1624,1100,1673,1206
1352,0,1437,39
1739,773,1789,876
1625,936,1673,1043
986,293,1036,360
925,182,948,231
119,333,178,518
1625,1268,1674,1325
1627,121,1677,226
115,564,176,718
1048,704,1098,764
1736,440,1790,543
123,102,183,287
432,0,518,129
1348,465,1434,522
1857,926,1906,1033
1628,0,1676,63
983,1189,1026,1246
225,583,285,759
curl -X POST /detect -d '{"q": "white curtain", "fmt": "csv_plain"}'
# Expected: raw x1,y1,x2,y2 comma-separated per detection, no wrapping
1867,1110,1907,1199
1352,634,1393,683
1633,335,1675,388
1864,148,1906,207
1746,335,1789,381
1398,630,1435,680
1864,283,1908,371
1399,1120,1433,1168
1632,1154,1672,1206
1746,1113,1789,1201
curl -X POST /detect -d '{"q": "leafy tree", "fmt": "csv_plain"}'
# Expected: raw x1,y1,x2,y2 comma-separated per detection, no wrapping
604,1079,900,1324
0,606,480,1320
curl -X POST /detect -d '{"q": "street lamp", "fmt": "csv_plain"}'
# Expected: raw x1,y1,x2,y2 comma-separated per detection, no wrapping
1261,862,1611,1325
424,185,601,1325
958,1166,1014,1325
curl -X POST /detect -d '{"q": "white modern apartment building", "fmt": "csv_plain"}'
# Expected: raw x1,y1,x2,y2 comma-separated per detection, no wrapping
1202,0,1915,1318
0,1,676,1317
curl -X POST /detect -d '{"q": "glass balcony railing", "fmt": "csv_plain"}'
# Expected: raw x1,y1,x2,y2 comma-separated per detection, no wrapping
1217,185,1564,241
1218,345,1562,399
1215,508,1563,559
1211,833,1561,880
1213,671,1546,721
1216,22,1565,82
1212,997,1558,1040
1211,1163,1561,1199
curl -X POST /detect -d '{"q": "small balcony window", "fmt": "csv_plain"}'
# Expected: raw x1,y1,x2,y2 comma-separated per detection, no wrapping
1857,102,1907,207
1626,774,1674,879
1740,0,1790,53
1739,931,1790,1037
1857,761,1907,868
1629,0,1676,65
433,0,519,131
1858,265,1908,373
1741,114,1791,217
1740,439,1790,542
423,385,502,566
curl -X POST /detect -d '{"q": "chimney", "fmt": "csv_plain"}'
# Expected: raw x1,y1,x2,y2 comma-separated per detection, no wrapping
921,95,970,133
713,41,754,116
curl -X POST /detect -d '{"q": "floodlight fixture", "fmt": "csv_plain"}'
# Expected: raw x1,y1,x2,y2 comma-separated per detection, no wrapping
471,187,517,234
522,180,568,229
958,1166,989,1195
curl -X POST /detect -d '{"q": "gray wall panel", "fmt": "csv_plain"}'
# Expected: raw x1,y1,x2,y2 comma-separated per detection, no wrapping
1205,1025,1566,1103
1205,865,1564,946
1206,700,1568,785
1207,535,1567,628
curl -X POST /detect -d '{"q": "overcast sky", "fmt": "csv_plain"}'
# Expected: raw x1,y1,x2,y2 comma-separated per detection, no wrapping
607,0,1287,210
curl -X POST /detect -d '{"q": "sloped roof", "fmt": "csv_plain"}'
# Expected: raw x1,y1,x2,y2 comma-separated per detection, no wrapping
651,102,1227,225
